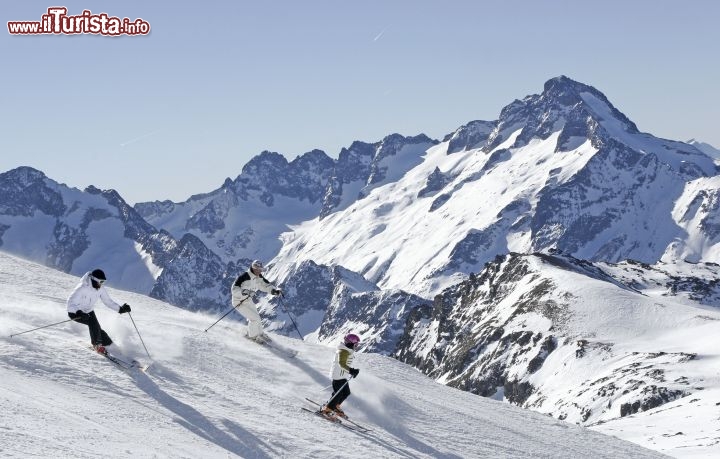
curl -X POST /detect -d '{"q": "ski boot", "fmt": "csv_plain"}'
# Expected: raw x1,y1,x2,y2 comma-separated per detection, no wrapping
93,344,107,355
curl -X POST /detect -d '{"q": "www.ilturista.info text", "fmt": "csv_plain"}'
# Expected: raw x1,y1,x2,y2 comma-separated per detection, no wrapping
7,7,150,36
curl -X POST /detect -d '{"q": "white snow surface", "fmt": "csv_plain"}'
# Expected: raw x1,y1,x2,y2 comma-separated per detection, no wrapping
0,252,667,459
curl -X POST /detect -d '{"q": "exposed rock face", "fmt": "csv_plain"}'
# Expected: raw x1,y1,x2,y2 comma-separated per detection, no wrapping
443,120,496,154
150,233,231,311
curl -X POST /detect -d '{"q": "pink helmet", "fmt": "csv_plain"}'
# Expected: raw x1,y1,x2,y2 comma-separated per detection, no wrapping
344,333,360,346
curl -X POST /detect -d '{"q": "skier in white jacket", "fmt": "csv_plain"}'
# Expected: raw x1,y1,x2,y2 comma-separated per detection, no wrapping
67,269,131,354
230,260,282,343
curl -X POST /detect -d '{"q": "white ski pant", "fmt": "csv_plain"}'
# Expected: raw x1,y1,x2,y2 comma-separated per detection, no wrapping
236,301,263,338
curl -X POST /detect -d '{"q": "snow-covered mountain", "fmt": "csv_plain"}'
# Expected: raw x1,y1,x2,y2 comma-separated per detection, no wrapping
0,167,235,311
134,149,334,266
0,167,174,292
0,252,671,458
273,76,719,298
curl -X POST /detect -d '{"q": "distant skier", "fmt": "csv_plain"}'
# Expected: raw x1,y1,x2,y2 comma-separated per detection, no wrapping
321,333,361,419
231,260,282,343
67,269,131,354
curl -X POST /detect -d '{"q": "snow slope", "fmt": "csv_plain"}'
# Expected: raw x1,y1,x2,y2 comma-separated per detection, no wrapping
0,252,665,458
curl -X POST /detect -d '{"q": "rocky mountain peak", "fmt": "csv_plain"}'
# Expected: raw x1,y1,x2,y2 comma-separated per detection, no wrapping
540,75,595,105
238,150,288,182
544,75,638,132
0,166,64,217
443,120,497,154
0,166,47,186
487,75,639,152
229,149,334,205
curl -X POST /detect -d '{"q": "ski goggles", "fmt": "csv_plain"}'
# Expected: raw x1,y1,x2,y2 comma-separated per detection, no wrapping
91,276,105,285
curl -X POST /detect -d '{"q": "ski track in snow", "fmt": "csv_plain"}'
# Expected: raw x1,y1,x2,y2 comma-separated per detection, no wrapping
0,252,671,458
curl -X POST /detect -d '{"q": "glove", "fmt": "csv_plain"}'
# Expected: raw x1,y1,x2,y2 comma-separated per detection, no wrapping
73,310,88,319
118,304,131,314
348,368,360,378
271,288,283,296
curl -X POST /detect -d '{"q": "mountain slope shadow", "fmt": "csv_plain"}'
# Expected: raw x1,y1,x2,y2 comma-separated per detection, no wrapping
130,371,277,458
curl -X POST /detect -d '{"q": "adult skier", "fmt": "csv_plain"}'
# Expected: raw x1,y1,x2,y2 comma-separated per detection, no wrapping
231,260,282,343
67,269,131,354
321,333,361,419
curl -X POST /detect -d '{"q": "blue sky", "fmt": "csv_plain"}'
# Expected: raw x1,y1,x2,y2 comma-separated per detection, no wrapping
1,0,718,204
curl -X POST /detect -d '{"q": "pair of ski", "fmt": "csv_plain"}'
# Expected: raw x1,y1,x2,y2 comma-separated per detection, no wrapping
302,398,371,433
90,346,148,371
245,334,298,358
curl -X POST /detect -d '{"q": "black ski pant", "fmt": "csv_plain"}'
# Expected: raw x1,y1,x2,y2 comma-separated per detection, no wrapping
68,311,113,346
327,378,351,410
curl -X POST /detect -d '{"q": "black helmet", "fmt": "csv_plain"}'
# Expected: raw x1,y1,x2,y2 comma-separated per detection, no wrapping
90,269,106,282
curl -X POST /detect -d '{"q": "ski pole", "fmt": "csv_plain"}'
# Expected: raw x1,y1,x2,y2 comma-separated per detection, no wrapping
9,318,78,338
278,295,304,340
128,312,152,360
204,294,250,333
204,305,239,332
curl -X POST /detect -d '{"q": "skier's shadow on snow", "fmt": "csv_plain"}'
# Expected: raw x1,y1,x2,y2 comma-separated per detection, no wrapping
129,371,277,458
266,345,328,387
353,395,464,459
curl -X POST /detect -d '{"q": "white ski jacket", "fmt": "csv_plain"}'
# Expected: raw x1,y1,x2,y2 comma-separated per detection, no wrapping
330,343,355,380
231,268,276,306
66,272,122,314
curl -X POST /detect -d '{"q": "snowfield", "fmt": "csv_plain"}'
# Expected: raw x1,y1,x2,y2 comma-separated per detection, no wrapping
0,252,666,458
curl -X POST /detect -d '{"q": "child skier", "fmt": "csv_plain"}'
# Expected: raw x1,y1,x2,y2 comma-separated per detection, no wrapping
321,333,361,419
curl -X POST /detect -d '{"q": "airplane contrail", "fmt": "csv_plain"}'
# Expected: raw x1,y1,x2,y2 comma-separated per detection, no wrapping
374,28,386,42
120,130,159,147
